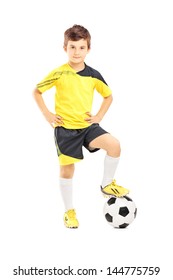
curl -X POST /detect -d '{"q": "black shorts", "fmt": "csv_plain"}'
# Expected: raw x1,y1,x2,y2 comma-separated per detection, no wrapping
54,123,108,165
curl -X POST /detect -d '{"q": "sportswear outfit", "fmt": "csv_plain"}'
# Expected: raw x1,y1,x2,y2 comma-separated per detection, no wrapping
36,63,129,228
37,63,111,165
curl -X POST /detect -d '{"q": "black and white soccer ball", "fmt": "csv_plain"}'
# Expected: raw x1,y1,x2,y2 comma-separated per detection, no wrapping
103,196,137,228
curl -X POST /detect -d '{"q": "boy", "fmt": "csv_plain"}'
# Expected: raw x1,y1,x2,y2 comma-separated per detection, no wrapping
33,24,129,228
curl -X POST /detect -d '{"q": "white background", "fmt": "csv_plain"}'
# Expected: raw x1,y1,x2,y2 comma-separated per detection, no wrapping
0,0,173,279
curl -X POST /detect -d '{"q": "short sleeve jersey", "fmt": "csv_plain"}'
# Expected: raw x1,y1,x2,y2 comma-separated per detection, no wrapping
37,63,112,129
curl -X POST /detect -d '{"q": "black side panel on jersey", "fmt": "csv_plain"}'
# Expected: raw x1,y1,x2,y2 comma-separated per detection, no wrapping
77,64,108,85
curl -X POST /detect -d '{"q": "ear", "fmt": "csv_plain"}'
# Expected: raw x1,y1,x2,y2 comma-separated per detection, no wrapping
63,46,67,52
87,47,90,54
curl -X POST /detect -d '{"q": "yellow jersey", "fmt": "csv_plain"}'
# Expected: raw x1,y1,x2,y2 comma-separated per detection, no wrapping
37,63,112,129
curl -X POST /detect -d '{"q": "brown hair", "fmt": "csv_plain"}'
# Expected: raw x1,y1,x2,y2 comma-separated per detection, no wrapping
64,24,91,49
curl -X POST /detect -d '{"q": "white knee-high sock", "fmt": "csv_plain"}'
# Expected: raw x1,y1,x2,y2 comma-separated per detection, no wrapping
59,178,73,211
101,155,120,187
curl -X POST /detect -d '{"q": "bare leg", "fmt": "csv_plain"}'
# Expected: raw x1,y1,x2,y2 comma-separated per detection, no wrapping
89,133,121,157
60,164,75,179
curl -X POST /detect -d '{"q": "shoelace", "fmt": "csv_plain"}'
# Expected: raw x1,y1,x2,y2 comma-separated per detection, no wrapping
110,180,123,194
111,180,122,188
67,210,76,219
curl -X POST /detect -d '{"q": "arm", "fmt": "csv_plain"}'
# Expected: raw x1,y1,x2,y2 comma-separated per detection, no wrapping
85,94,113,124
33,88,63,127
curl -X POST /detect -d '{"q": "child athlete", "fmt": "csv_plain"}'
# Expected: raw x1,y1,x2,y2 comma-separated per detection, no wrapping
33,24,129,228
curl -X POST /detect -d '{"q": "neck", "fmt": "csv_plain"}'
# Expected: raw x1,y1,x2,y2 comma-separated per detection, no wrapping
68,61,85,72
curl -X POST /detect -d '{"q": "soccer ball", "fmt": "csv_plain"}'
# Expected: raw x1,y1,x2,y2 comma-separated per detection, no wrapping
103,196,137,228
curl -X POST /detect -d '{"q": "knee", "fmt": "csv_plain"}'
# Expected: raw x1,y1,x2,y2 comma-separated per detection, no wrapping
60,164,74,178
108,138,121,157
116,139,121,156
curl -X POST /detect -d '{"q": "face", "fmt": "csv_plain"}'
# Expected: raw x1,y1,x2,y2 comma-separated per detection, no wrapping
64,39,90,67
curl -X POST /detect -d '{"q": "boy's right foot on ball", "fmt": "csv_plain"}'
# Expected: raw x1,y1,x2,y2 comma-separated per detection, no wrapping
101,179,129,197
64,209,79,228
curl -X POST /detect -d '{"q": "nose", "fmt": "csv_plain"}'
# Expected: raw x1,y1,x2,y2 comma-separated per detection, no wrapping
74,48,79,55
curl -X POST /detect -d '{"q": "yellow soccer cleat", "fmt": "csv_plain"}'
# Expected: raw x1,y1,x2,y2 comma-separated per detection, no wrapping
64,209,79,228
101,180,129,198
